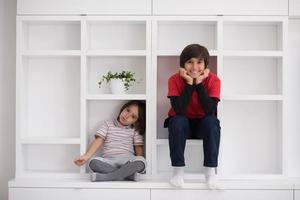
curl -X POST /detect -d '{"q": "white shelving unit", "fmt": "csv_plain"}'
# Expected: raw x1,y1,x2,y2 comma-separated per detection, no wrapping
16,15,287,181
16,16,151,178
219,17,287,179
83,16,152,176
16,16,82,178
152,16,287,180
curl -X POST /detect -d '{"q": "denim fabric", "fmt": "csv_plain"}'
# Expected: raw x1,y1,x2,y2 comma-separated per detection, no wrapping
168,115,220,167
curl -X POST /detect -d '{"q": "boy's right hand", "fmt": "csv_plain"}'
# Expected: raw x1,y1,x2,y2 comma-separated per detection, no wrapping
73,154,90,166
179,68,193,85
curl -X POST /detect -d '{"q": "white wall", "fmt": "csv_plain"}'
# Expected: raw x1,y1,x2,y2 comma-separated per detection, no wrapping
0,0,16,199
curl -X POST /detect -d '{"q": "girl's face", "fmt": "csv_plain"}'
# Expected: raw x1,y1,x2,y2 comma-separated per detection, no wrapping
184,57,206,79
119,104,139,126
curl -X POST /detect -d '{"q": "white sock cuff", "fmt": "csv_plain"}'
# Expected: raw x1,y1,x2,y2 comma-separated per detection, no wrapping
172,166,184,176
204,167,216,175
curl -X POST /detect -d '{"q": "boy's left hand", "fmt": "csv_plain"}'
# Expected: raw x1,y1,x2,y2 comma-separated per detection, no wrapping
195,68,210,84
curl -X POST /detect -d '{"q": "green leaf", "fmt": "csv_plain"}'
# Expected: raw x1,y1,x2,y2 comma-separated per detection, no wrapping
98,69,136,90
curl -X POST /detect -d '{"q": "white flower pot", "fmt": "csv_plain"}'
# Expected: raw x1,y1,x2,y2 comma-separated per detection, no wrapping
109,79,126,94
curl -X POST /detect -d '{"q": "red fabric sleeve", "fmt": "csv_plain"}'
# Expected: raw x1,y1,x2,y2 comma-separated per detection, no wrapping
167,75,180,97
208,77,221,100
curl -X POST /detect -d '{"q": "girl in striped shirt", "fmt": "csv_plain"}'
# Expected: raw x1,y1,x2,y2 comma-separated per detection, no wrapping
74,100,146,181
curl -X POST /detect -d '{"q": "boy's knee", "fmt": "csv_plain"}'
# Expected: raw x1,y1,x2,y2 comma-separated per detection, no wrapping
169,115,189,126
202,115,220,129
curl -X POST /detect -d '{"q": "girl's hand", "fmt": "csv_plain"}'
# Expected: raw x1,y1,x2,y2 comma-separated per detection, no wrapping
179,68,193,85
195,68,210,84
74,154,90,166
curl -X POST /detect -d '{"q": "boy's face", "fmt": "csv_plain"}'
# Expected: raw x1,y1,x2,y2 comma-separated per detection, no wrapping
184,57,206,78
119,105,139,126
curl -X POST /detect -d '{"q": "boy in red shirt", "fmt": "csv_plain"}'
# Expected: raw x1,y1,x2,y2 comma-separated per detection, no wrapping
165,44,221,189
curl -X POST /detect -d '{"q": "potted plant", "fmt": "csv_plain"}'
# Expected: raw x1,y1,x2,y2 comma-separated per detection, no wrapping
98,70,136,94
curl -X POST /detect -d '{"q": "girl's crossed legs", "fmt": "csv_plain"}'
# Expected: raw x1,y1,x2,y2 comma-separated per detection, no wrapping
89,154,146,181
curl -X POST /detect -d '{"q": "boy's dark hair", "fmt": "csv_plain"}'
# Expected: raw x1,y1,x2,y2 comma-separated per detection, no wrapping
180,44,210,68
118,100,146,135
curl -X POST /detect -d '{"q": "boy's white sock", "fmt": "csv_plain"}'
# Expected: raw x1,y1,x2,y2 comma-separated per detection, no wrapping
170,167,184,187
204,167,218,190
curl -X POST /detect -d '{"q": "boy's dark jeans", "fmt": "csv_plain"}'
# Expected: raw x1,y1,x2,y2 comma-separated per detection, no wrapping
168,115,221,167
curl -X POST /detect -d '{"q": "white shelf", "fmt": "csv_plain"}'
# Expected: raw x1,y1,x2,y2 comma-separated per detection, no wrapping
86,94,147,100
19,16,82,22
86,50,147,56
223,50,283,57
14,172,84,179
21,138,81,144
155,139,203,146
219,174,286,180
222,16,287,22
22,50,81,56
8,178,295,190
156,50,218,56
222,95,283,101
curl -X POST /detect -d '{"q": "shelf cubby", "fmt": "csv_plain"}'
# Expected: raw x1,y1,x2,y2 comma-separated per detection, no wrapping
21,56,80,139
87,56,146,95
86,100,147,159
223,21,283,51
22,144,80,173
22,21,81,51
157,21,217,51
222,57,282,95
87,21,146,51
220,100,283,175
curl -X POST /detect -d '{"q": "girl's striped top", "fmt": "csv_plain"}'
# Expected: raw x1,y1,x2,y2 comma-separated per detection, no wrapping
95,119,144,158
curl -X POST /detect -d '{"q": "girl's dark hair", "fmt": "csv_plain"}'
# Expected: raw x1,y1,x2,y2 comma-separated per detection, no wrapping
180,44,210,68
118,100,146,135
